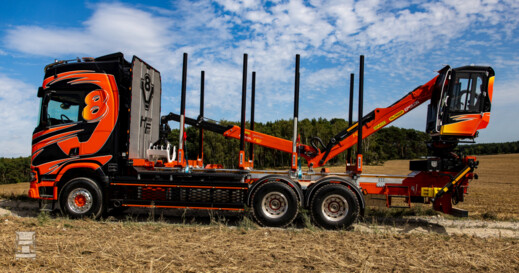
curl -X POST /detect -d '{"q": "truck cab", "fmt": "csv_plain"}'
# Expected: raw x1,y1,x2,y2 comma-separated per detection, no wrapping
29,53,162,217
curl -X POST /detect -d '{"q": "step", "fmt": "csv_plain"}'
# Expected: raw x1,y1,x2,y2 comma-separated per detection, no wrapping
387,195,409,198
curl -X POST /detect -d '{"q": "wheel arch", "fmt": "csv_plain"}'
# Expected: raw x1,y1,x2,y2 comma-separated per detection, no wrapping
305,176,365,216
56,162,108,197
246,175,304,207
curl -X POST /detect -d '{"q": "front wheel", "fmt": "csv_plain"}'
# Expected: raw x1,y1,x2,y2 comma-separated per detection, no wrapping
251,181,299,227
310,184,359,229
60,177,104,219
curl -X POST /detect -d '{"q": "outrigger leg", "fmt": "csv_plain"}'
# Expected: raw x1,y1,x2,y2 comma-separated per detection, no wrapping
432,161,477,217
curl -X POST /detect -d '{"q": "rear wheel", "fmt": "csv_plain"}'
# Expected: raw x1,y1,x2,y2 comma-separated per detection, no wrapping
251,181,299,227
60,177,104,219
310,184,359,229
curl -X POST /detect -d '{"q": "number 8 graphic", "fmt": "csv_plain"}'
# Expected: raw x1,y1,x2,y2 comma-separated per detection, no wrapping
144,74,151,91
83,90,108,121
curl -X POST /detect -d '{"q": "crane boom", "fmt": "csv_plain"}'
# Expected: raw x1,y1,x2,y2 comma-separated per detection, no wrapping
309,75,440,167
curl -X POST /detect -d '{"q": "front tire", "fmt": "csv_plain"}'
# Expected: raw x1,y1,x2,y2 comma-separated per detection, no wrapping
251,181,299,227
60,177,104,219
310,184,359,229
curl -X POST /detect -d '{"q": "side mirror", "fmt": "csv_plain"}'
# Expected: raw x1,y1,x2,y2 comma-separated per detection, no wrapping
37,87,44,98
39,120,49,128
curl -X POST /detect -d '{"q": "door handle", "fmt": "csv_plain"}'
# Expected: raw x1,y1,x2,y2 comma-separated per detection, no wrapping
69,147,79,156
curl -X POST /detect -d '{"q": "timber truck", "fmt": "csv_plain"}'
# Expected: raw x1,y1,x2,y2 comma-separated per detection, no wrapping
29,52,494,229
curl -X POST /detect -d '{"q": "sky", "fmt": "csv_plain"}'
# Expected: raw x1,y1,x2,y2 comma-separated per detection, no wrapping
1,0,518,157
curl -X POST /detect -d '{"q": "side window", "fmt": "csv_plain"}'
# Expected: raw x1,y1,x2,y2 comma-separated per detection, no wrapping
471,76,483,111
46,93,82,126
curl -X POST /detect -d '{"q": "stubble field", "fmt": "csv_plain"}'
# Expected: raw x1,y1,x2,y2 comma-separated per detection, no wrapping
0,154,518,272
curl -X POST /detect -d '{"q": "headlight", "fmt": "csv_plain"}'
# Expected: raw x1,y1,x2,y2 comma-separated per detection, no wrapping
30,170,37,182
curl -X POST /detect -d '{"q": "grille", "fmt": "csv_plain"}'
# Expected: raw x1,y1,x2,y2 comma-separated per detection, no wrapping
140,187,167,200
180,188,244,203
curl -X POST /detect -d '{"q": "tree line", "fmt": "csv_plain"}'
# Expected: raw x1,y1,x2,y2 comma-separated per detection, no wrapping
1,119,516,184
458,141,519,155
0,157,31,185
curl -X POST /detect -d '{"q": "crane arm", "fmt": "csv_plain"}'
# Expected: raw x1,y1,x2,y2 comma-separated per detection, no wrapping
307,75,440,167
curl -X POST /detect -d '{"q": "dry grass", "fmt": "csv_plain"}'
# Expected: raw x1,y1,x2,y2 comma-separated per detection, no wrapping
457,154,519,220
0,182,29,199
1,155,518,272
0,215,518,272
328,159,411,175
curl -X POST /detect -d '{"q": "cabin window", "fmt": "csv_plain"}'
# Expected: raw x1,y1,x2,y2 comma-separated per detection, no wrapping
448,73,485,113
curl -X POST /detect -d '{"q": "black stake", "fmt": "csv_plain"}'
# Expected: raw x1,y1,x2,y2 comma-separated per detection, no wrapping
199,71,205,160
250,71,256,161
347,73,354,163
291,54,300,171
240,54,248,152
179,53,188,153
357,55,364,158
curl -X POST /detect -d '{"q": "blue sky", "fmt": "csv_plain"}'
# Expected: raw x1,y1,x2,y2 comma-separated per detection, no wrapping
1,0,518,157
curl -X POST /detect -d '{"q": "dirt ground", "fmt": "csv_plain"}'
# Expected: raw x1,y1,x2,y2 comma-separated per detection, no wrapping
0,216,517,272
0,154,518,272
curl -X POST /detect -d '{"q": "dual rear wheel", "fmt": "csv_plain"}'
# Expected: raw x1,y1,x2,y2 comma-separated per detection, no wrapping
251,181,299,227
310,184,360,229
250,181,360,229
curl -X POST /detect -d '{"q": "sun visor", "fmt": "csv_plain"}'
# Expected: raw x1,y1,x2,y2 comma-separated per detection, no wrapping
128,56,161,159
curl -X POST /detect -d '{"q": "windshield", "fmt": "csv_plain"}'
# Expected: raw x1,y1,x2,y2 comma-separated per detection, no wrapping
43,92,83,126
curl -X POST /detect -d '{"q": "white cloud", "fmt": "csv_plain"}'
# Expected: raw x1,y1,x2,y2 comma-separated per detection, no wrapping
303,66,351,95
0,74,39,157
2,0,519,149
492,79,519,106
5,1,518,84
5,3,175,71
354,0,381,25
482,79,519,142
214,0,257,12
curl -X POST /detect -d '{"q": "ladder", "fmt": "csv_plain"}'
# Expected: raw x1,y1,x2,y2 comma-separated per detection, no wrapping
384,185,411,208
